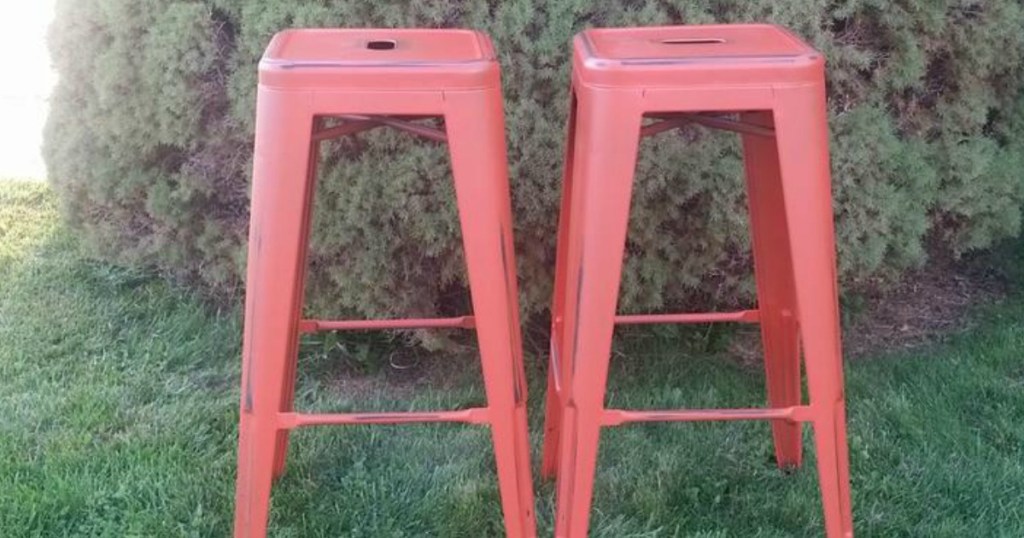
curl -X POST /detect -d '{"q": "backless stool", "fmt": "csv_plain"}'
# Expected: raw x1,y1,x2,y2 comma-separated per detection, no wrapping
235,29,536,537
540,24,854,537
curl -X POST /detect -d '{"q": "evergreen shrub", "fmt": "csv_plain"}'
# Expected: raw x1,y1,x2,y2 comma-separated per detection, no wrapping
46,1,1024,327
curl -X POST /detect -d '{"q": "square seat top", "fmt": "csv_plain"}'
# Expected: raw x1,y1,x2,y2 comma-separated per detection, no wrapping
260,29,498,90
575,24,823,87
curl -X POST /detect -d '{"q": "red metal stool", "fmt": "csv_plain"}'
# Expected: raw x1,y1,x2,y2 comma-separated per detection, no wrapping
540,25,853,537
234,29,536,537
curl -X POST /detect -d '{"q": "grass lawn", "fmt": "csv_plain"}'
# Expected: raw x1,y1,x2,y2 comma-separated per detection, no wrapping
2,180,1023,536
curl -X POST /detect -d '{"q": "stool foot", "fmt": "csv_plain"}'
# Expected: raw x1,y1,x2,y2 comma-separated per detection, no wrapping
812,406,855,538
554,406,603,538
235,417,282,537
489,405,536,537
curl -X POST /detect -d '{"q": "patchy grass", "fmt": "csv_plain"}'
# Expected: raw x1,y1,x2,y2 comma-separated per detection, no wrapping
1,180,1023,536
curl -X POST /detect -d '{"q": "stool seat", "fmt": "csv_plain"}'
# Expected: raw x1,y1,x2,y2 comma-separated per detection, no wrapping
260,29,498,90
575,24,822,87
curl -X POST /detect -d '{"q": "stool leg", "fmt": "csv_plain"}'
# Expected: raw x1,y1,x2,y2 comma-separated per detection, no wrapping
444,88,537,538
235,89,315,538
740,111,804,470
542,355,563,478
774,87,854,538
542,92,579,480
273,127,321,480
553,90,642,538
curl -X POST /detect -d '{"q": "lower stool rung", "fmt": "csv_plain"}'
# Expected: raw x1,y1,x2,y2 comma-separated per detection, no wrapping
299,315,475,333
614,309,759,325
278,408,490,429
603,405,812,426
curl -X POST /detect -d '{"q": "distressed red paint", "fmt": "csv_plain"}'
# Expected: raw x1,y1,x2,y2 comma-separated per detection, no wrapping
234,29,536,538
540,24,854,538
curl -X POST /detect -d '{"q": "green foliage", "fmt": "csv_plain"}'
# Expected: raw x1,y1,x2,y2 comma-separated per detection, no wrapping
45,0,1024,323
4,183,1024,534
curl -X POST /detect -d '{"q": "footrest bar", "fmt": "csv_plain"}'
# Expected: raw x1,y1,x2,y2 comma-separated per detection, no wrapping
614,309,759,325
279,408,490,429
603,405,812,426
299,315,475,333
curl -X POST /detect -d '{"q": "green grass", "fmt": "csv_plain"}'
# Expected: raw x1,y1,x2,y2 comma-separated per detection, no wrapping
2,180,1023,536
